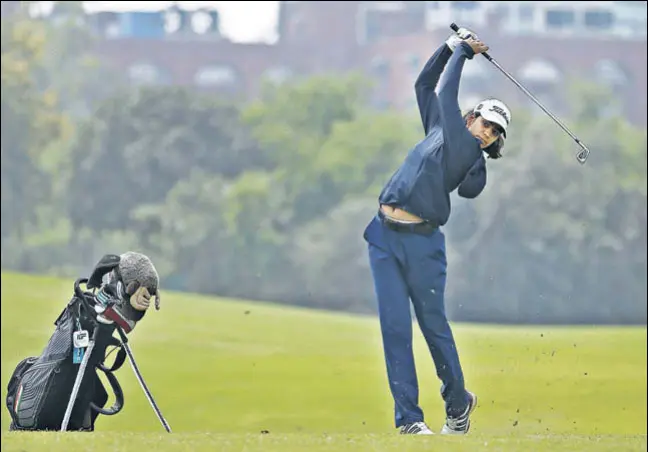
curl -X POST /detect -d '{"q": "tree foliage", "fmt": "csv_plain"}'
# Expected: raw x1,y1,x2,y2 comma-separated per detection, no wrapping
2,13,645,325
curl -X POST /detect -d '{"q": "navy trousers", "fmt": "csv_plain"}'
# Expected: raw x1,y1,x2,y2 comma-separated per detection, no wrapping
363,214,469,427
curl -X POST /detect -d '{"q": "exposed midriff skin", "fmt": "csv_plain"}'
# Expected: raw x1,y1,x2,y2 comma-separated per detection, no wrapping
380,204,424,223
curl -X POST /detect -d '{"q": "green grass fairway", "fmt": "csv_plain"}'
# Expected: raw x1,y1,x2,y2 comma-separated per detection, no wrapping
1,272,646,451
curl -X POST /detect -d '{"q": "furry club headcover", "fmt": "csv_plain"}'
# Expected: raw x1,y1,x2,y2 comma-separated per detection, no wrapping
118,251,161,310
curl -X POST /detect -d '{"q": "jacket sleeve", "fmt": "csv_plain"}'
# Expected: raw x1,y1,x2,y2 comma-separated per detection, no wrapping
437,41,476,141
414,43,453,136
437,41,483,178
457,156,487,199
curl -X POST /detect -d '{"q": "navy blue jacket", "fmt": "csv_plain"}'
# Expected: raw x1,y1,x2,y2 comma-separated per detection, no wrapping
378,41,486,226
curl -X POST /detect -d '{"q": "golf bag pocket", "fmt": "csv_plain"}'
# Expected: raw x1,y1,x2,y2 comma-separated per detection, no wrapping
6,356,38,428
9,358,72,430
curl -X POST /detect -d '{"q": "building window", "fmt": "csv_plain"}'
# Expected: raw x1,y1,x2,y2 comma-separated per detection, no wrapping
519,59,562,84
493,3,510,20
594,60,628,87
128,63,168,85
546,10,576,28
584,10,615,29
194,65,237,87
519,5,534,22
189,10,216,35
263,66,293,85
364,10,384,44
451,1,479,10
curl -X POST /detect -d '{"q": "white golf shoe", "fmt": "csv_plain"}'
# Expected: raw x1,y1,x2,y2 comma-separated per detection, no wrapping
399,421,435,435
440,392,478,435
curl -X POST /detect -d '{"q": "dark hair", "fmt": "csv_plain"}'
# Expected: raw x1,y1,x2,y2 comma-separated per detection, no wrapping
463,109,504,159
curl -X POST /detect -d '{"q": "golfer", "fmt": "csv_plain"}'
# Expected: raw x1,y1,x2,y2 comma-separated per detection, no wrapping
362,28,512,435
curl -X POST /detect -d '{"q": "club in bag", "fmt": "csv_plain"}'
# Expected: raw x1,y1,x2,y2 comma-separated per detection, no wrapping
450,23,591,165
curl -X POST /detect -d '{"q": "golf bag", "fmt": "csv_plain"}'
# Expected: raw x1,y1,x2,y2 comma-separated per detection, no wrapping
5,277,128,431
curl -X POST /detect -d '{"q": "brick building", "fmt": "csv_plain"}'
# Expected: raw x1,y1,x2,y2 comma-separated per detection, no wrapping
16,1,645,125
361,28,647,122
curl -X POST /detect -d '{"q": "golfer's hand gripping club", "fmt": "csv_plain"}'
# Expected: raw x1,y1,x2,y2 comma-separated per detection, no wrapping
449,23,493,62
449,23,591,164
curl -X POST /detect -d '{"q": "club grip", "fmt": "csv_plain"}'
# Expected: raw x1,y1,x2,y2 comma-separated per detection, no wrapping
449,23,493,61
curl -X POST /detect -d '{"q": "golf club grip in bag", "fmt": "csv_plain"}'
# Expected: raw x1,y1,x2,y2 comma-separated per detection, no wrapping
5,279,127,432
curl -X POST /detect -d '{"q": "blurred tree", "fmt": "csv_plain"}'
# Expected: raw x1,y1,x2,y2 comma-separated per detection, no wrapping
1,13,70,243
240,73,420,225
65,86,267,233
129,170,295,300
445,82,647,324
1,32,644,325
37,0,124,117
1,4,121,273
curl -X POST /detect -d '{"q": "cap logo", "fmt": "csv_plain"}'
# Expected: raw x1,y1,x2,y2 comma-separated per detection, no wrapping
488,105,510,125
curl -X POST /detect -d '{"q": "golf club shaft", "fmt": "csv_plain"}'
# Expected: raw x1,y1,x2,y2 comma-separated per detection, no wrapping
449,23,590,164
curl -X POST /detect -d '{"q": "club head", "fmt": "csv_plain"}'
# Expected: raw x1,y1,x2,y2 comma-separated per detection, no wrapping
576,144,590,164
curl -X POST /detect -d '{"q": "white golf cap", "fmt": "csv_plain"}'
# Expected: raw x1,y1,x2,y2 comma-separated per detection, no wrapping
474,98,511,138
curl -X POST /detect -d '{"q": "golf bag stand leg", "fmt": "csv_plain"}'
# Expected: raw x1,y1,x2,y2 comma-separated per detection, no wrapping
116,326,172,433
60,328,98,432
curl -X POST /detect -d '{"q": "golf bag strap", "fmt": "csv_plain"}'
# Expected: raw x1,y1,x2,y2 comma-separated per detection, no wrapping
101,343,127,373
54,282,86,327
89,337,126,417
90,365,125,416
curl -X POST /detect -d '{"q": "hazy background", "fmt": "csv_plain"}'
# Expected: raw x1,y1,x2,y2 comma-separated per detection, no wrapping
1,0,646,325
